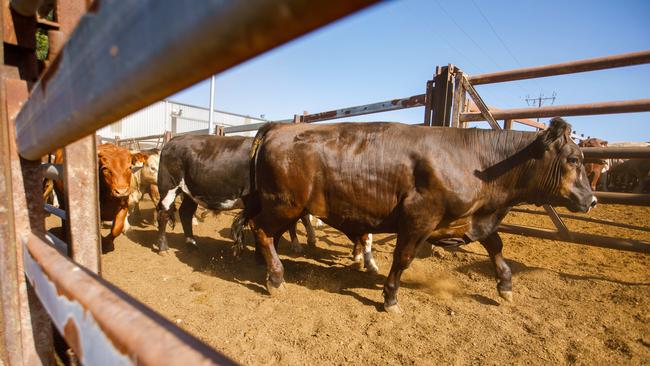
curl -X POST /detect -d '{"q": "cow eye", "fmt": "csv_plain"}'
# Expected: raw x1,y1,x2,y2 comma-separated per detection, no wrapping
567,156,579,165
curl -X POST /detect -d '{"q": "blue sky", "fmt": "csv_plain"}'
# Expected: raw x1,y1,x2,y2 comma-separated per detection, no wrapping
170,0,650,142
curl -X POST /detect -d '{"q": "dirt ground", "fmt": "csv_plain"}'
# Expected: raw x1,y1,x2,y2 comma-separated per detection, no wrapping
59,199,649,364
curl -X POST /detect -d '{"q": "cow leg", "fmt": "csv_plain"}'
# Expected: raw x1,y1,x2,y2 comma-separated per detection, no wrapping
179,196,199,249
287,222,303,253
148,184,160,226
156,186,179,253
383,231,428,314
102,207,128,253
301,215,317,247
479,232,513,302
362,233,378,273
252,226,286,296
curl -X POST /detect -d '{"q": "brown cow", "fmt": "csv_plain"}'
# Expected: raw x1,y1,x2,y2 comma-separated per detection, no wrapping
235,118,596,313
98,143,148,251
578,137,608,190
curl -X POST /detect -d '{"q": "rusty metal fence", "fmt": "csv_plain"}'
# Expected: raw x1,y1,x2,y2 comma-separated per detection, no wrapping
0,0,377,364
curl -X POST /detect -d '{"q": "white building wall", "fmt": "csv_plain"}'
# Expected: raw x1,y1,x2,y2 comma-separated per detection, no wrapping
96,100,266,139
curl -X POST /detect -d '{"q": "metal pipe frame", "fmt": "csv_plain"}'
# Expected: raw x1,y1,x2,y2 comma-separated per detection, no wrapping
44,204,66,220
301,94,426,123
499,224,650,253
23,233,237,365
510,208,650,233
16,0,378,160
468,50,650,85
581,146,650,159
460,98,650,122
594,192,650,206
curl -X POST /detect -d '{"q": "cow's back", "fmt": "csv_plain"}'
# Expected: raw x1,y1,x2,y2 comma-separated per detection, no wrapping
159,134,253,209
255,122,505,232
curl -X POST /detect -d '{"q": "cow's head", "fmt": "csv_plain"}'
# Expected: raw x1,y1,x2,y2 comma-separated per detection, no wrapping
98,144,148,198
529,117,597,213
141,152,160,186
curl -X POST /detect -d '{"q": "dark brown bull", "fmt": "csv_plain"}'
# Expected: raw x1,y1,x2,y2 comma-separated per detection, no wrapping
235,118,596,313
578,137,608,190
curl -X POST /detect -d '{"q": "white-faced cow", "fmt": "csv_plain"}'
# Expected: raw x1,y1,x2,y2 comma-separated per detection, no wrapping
235,117,596,313
129,148,161,225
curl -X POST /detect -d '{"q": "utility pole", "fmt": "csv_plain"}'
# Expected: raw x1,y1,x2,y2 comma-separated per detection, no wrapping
208,75,215,134
525,91,556,122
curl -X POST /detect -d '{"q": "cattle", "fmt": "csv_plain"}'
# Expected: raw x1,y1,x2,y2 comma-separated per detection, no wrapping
155,135,316,255
129,148,161,225
607,158,650,193
235,117,596,313
578,137,608,190
98,143,148,251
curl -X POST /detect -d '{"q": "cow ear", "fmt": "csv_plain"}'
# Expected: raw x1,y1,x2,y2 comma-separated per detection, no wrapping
538,117,572,149
602,140,608,146
131,152,148,165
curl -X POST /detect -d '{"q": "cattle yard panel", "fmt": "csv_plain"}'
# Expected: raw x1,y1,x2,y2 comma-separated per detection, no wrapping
1,0,378,364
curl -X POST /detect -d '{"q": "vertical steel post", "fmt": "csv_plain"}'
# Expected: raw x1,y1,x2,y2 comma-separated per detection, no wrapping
208,75,215,134
431,65,454,127
423,79,434,126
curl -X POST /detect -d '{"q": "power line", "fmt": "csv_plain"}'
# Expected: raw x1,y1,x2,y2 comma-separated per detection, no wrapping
469,0,524,68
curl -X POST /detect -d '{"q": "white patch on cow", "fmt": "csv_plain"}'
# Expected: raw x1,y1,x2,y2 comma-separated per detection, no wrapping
218,199,240,210
123,213,131,233
363,234,378,272
353,253,363,264
364,233,373,251
179,178,209,207
309,215,324,228
52,191,59,208
161,183,181,210
192,217,199,226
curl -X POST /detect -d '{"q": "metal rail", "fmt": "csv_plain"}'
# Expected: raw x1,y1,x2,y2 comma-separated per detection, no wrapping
460,98,650,122
23,233,236,365
302,94,426,123
468,50,650,85
15,0,378,160
510,208,650,233
595,192,650,206
44,204,66,220
581,146,650,159
499,224,650,253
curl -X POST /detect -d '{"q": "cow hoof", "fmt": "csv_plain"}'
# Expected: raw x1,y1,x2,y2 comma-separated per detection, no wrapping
185,238,198,249
352,261,364,271
290,244,304,254
384,303,403,315
158,250,170,256
499,290,513,302
266,281,287,297
307,239,317,247
366,263,379,274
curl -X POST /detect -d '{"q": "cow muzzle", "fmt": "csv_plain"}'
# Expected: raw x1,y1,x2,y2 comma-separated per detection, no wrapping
113,187,130,198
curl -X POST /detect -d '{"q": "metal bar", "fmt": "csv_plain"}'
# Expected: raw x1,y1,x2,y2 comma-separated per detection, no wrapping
461,74,501,129
499,224,650,253
510,208,650,233
44,232,68,255
594,191,650,206
44,204,66,220
581,146,650,159
466,100,547,130
301,94,426,124
451,71,464,128
431,66,454,127
224,122,272,134
423,79,434,126
542,205,570,238
23,233,236,366
468,50,650,85
63,136,101,274
41,163,62,181
460,98,650,122
3,76,54,365
16,0,378,160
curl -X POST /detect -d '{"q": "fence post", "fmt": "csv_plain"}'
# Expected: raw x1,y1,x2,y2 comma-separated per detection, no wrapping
431,65,454,127
504,119,513,130
423,79,434,126
215,125,225,136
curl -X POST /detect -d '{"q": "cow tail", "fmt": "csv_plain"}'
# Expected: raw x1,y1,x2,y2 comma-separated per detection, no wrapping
231,123,277,258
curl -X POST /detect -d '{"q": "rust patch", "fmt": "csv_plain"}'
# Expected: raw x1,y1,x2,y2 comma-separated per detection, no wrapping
40,49,63,93
63,318,83,360
87,0,101,13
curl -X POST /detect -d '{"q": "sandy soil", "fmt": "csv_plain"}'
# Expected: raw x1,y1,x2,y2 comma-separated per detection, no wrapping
53,200,650,364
